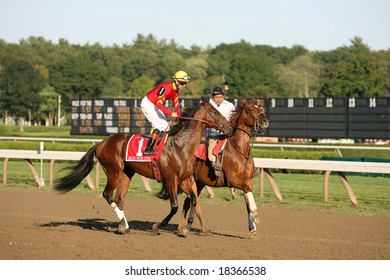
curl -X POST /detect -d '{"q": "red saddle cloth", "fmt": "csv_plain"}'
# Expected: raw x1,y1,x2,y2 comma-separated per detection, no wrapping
213,139,226,156
125,134,167,162
196,142,207,160
125,134,168,182
125,134,152,162
196,139,226,160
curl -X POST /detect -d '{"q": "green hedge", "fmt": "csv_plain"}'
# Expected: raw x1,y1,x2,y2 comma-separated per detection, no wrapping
0,125,12,135
0,141,95,151
252,149,338,160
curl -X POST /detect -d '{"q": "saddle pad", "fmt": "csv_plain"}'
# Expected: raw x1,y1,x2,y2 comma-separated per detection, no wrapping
196,142,207,161
212,139,226,156
125,134,152,162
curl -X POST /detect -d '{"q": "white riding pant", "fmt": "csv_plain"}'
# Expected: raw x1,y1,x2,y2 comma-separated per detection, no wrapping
207,138,218,163
141,96,170,131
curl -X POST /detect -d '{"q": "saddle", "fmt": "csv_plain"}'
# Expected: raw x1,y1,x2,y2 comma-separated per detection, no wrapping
196,139,227,160
125,133,168,182
212,139,227,157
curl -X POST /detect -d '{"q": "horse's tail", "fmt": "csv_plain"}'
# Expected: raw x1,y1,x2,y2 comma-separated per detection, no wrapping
156,182,183,200
54,144,98,194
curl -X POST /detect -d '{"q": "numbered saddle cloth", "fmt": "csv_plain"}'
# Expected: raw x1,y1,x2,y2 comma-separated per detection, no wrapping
125,134,152,162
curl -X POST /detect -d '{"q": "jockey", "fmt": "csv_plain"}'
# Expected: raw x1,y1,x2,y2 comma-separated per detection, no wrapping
204,86,235,176
141,70,190,155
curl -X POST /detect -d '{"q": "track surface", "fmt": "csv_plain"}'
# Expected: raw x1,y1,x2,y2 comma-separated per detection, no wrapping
0,187,389,260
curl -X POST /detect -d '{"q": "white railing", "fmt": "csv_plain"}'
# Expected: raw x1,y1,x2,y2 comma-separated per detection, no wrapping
2,136,389,151
0,149,99,189
0,136,102,144
252,143,390,156
253,158,390,206
1,149,389,206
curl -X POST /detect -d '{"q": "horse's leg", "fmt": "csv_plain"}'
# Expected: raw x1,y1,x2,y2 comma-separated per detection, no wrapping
229,177,259,237
179,196,191,234
230,187,237,199
193,197,208,235
186,178,208,235
245,197,257,238
243,190,259,224
152,182,179,233
243,189,259,239
102,168,131,233
113,173,132,233
183,181,205,232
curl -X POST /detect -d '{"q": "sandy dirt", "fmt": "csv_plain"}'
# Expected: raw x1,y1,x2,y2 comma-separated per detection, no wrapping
0,187,389,260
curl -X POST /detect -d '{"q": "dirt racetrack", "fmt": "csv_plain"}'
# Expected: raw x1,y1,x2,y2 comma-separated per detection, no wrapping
0,187,389,260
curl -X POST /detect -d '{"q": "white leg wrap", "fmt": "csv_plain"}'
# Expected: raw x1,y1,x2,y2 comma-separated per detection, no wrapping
248,213,257,232
111,202,125,220
246,192,257,213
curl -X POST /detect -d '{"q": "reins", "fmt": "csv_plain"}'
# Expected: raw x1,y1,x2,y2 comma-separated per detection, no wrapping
177,116,217,127
178,108,228,131
228,107,268,160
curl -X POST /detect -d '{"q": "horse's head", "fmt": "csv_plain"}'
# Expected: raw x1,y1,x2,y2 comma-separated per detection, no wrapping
241,98,269,133
199,97,232,135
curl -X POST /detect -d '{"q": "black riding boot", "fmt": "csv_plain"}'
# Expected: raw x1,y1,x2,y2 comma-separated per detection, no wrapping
144,130,160,155
212,159,222,176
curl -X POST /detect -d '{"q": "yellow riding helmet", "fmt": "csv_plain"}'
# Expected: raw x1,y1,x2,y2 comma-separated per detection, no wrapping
173,70,191,83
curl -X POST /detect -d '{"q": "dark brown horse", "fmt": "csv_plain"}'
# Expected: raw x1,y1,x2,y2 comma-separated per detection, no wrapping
54,97,231,235
179,99,269,238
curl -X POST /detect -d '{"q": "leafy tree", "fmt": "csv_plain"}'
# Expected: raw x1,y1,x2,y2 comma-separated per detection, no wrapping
0,57,45,125
125,75,155,97
226,49,278,97
255,44,308,65
1,34,389,127
375,50,390,96
101,76,125,97
49,52,107,110
184,53,209,97
38,85,59,126
318,37,385,97
276,53,321,97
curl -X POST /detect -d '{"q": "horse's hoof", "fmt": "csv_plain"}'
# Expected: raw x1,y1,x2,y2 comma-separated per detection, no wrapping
250,230,257,239
180,227,189,237
252,212,260,225
118,218,129,233
152,222,160,233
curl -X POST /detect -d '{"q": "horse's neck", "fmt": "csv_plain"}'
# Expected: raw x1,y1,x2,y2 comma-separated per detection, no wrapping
171,123,205,153
229,120,252,154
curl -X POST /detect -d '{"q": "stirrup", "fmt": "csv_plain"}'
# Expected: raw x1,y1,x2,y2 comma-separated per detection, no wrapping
213,160,222,171
144,146,156,155
212,162,222,176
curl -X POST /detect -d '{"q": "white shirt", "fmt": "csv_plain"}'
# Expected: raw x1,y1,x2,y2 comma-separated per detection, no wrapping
204,98,235,138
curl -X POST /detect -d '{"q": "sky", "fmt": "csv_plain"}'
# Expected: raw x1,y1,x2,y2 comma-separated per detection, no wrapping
1,0,389,51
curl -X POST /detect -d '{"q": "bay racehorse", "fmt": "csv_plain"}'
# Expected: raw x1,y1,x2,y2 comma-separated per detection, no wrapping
180,99,269,238
54,97,231,235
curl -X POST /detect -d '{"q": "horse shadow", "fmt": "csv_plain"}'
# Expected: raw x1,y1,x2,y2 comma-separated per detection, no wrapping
39,219,247,239
39,219,179,236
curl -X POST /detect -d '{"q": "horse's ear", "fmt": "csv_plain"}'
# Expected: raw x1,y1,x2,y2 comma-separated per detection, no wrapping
241,99,247,106
256,99,264,107
201,96,209,104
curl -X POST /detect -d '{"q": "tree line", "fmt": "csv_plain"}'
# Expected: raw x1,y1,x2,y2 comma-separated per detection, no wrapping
0,34,389,126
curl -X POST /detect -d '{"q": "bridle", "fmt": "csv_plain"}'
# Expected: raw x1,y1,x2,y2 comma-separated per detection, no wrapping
178,104,231,134
229,103,269,160
235,105,268,136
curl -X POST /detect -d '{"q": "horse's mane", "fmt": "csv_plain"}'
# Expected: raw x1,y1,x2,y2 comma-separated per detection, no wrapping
167,102,201,136
229,104,245,129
